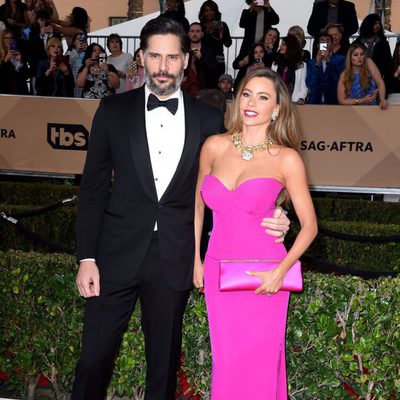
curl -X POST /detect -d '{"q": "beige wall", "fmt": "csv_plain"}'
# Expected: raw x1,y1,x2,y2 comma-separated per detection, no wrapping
353,0,399,32
53,0,160,32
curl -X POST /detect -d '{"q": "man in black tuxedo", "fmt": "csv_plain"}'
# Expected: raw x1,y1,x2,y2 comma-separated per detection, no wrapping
71,17,289,400
307,0,358,57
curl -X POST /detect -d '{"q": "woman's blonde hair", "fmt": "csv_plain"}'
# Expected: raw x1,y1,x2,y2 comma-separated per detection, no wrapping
228,68,301,150
228,68,302,206
46,36,62,58
343,42,371,97
0,29,13,63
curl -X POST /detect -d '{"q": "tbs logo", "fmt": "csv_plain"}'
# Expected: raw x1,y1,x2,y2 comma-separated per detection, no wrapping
47,123,89,150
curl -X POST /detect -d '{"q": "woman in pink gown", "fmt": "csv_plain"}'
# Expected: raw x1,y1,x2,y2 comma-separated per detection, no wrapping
194,68,318,399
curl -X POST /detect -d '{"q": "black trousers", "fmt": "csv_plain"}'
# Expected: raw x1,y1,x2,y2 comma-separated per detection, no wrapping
71,234,191,400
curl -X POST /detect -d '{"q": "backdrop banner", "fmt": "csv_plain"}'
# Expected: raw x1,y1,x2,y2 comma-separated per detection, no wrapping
0,96,399,189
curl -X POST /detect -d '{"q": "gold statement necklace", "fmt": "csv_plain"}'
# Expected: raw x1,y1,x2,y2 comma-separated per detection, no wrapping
232,131,274,161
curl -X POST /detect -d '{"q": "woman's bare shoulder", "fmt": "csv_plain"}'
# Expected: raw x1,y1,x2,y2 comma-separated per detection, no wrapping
203,132,232,151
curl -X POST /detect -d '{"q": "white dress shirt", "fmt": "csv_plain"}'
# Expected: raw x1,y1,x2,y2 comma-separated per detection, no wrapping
144,86,185,201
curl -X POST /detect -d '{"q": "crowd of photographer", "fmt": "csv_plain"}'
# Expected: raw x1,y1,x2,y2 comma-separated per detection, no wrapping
0,0,400,107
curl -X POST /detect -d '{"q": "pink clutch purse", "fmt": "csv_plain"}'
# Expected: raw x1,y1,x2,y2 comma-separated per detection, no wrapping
219,259,303,292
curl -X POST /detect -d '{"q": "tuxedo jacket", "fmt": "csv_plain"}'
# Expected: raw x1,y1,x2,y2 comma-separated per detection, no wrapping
76,86,224,290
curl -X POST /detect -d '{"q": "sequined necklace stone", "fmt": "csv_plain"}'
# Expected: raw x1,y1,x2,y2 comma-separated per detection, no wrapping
232,131,274,161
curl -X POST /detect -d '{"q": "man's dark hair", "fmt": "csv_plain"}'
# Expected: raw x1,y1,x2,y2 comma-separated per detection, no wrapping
107,33,123,51
189,22,202,31
140,17,190,54
318,31,334,43
359,13,385,40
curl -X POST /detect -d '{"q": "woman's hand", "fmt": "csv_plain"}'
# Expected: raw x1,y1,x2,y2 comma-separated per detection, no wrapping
85,58,95,68
46,61,57,76
59,63,69,75
101,63,110,73
4,50,14,63
193,259,204,293
362,90,378,105
246,267,285,295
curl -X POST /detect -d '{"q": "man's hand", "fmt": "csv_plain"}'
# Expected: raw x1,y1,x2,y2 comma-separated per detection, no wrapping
261,206,290,243
76,260,100,297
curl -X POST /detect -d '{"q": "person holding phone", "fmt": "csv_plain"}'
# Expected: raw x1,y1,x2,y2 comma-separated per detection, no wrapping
337,42,387,109
124,48,145,91
0,29,29,94
35,36,74,97
199,0,232,78
65,32,87,97
306,32,345,104
76,43,119,99
236,0,279,63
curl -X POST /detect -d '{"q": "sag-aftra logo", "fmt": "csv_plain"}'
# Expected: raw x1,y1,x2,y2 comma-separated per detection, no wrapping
47,123,89,150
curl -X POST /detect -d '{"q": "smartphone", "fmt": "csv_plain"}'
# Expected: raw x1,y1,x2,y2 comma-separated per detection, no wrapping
97,53,107,65
10,41,18,52
255,58,262,64
129,61,138,73
319,42,328,53
55,55,69,67
78,33,87,44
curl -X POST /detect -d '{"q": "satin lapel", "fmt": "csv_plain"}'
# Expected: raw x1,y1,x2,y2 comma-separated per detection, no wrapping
128,86,158,202
160,93,200,202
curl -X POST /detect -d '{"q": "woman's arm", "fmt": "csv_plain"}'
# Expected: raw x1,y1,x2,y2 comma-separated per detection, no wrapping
193,136,218,291
293,63,308,103
222,22,232,48
51,21,82,37
251,149,317,295
76,63,90,88
367,58,387,109
337,71,356,105
104,64,120,89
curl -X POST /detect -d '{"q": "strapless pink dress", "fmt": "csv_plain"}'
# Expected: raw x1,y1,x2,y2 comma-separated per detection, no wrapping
201,175,289,400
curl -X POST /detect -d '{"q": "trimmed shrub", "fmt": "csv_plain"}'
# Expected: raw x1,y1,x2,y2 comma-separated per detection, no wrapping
1,251,399,399
0,182,78,206
0,204,76,252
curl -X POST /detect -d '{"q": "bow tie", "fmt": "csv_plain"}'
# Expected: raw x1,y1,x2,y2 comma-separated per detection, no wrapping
147,93,179,115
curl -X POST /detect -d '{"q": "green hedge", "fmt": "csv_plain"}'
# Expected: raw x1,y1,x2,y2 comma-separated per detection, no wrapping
1,206,399,272
1,251,399,399
0,204,76,252
309,221,400,272
312,197,400,224
1,181,399,223
0,182,78,206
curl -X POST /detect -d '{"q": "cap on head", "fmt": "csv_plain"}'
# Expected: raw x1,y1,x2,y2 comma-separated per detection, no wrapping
219,73,233,83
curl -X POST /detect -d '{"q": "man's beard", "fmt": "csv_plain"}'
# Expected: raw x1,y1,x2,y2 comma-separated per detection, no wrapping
144,66,185,97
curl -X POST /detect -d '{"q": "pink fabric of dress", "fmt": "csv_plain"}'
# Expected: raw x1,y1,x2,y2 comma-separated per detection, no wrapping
201,175,289,399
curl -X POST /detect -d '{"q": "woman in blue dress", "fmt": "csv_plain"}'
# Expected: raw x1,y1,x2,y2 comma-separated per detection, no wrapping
337,42,387,109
